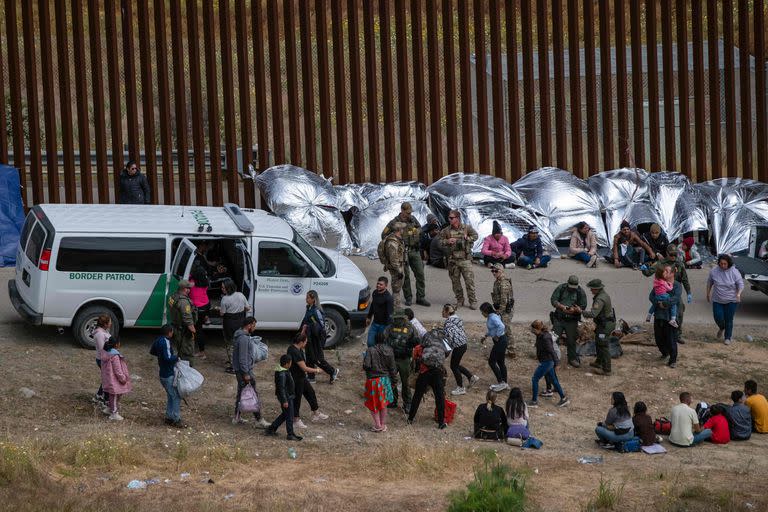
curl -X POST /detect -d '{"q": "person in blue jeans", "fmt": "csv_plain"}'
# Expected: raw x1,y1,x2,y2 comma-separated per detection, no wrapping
511,226,551,269
706,254,744,345
366,276,394,347
149,324,187,428
480,303,509,392
527,320,570,408
594,392,635,446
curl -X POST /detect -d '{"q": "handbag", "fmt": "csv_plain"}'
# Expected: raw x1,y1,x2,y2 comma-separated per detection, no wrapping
238,385,261,414
522,436,543,449
654,417,672,435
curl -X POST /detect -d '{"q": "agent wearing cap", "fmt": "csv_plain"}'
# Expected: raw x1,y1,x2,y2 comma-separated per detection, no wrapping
581,279,616,375
550,275,588,368
490,263,516,356
510,226,551,269
382,222,407,308
382,202,430,307
167,279,198,366
642,243,692,341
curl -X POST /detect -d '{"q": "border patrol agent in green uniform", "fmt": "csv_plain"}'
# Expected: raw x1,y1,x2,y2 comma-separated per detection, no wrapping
550,275,588,367
382,202,431,307
384,310,421,412
582,279,615,375
490,263,515,356
168,279,198,367
440,209,479,309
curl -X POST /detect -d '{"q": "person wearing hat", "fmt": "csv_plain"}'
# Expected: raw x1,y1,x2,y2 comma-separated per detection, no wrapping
490,263,516,357
382,202,430,307
383,309,421,412
680,236,702,269
167,279,198,366
481,221,516,268
581,279,616,375
550,275,588,368
642,243,692,342
511,226,551,269
607,220,655,269
440,209,480,309
382,222,407,308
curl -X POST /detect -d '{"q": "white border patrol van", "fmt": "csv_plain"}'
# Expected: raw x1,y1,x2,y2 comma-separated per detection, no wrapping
9,203,371,348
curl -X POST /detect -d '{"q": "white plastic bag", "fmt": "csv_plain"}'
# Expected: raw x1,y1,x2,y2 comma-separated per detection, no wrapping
174,360,204,398
249,336,268,365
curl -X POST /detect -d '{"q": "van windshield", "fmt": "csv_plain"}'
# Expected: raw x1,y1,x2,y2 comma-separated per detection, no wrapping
292,228,330,277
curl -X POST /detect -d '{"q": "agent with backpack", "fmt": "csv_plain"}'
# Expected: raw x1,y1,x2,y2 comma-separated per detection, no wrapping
232,317,271,428
379,222,407,308
383,310,420,412
407,329,449,429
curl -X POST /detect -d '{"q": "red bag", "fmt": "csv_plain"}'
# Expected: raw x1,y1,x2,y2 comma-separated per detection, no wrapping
654,417,671,435
435,399,457,424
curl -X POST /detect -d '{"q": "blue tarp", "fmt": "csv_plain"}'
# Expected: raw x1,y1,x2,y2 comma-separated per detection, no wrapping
0,164,24,267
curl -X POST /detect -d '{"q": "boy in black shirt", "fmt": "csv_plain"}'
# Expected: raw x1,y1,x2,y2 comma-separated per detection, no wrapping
265,354,301,440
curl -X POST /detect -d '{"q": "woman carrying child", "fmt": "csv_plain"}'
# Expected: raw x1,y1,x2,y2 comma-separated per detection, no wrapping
647,265,679,328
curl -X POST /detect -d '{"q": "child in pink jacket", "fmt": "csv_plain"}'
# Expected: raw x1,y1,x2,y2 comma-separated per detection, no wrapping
101,337,133,421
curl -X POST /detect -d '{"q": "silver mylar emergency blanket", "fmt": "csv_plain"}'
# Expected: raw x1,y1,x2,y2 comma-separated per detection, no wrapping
356,181,429,206
511,167,608,246
588,168,661,239
351,198,433,258
426,173,526,223
255,165,353,253
646,172,708,242
695,178,768,254
462,204,557,254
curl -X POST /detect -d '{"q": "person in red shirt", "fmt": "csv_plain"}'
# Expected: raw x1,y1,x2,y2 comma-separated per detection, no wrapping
702,404,731,444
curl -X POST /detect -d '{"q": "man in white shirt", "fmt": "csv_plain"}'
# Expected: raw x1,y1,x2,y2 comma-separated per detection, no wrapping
669,392,712,447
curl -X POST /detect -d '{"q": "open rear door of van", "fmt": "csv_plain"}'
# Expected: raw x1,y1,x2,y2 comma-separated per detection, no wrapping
235,239,255,304
164,239,197,321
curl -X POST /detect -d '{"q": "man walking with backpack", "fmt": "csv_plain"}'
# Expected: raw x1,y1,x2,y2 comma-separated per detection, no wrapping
384,310,421,413
550,275,588,368
380,223,407,308
440,210,479,309
407,330,448,429
382,202,431,307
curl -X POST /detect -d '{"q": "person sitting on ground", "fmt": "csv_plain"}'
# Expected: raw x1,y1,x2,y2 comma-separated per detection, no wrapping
363,331,398,433
568,221,599,268
680,236,702,269
744,379,768,433
728,390,753,441
264,354,302,441
474,390,508,441
669,392,712,447
632,401,656,446
641,224,669,262
594,391,635,447
505,387,530,442
404,308,427,338
647,265,679,328
607,220,655,269
481,221,515,268
701,404,731,444
511,226,551,269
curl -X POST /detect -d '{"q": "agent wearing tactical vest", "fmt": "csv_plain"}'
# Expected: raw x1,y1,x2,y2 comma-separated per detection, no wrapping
490,264,516,357
167,280,198,366
582,279,616,375
382,202,431,307
383,310,420,412
440,209,479,309
550,275,588,368
382,223,407,308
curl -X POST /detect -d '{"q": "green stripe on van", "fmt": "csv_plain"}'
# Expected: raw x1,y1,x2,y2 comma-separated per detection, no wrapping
135,274,169,327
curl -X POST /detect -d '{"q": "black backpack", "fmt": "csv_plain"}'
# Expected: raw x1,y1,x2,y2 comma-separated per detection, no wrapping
419,329,447,369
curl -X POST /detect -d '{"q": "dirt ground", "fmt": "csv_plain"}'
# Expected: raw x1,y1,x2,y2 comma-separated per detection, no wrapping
1,319,768,512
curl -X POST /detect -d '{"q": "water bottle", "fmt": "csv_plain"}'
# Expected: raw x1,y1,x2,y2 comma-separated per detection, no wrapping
288,447,297,459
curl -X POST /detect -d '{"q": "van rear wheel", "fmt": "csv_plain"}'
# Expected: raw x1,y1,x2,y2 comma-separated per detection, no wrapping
323,308,346,348
73,305,119,349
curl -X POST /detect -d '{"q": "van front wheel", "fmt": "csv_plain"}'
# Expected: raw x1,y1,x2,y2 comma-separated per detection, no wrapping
73,305,119,349
323,308,346,348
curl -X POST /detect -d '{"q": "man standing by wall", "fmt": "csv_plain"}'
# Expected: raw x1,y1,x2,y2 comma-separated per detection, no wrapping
440,210,479,309
382,202,430,307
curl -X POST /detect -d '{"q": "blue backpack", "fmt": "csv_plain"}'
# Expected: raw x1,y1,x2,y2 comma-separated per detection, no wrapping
616,437,641,453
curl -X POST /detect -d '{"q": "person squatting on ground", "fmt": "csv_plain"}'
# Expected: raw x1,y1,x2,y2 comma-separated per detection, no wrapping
594,392,634,447
265,354,302,441
442,304,478,396
481,221,515,268
608,220,655,269
381,222,407,308
231,317,271,428
473,390,508,441
363,331,399,432
407,330,448,429
149,324,186,428
505,387,531,442
707,254,744,346
301,290,339,384
480,303,508,392
527,320,570,409
669,392,712,447
569,222,599,268
651,266,682,369
680,236,702,269
744,379,768,434
641,224,670,262
167,279,197,366
383,310,420,412
366,276,394,348
440,210,479,309
92,314,112,412
632,401,656,446
286,333,329,429
550,275,588,368
218,278,251,374
511,226,551,269
701,404,731,444
381,202,430,307
582,279,616,376
647,265,679,328
101,336,133,421
490,263,516,357
728,390,753,441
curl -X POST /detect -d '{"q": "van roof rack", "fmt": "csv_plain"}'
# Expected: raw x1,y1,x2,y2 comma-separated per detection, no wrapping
223,203,254,233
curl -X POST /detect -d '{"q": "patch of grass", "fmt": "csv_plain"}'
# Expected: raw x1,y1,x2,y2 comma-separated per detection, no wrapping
0,441,39,486
582,477,625,512
65,435,145,469
447,452,528,512
662,485,757,512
